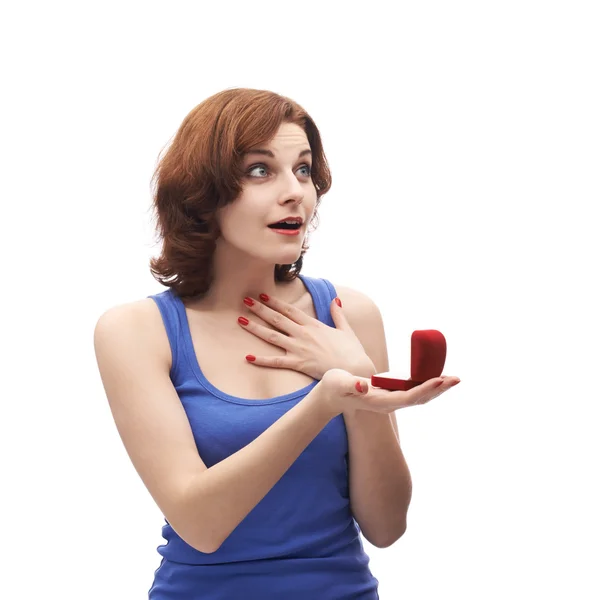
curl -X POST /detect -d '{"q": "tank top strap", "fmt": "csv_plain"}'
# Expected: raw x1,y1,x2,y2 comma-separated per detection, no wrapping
297,274,338,328
147,289,184,379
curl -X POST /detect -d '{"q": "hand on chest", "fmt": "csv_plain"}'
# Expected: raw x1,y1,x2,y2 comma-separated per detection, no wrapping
189,319,315,400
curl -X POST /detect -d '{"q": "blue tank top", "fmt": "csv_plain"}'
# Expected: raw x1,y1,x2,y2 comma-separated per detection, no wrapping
147,273,379,599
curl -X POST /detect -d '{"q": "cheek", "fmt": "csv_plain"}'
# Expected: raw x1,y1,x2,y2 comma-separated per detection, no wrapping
219,202,263,236
306,197,318,219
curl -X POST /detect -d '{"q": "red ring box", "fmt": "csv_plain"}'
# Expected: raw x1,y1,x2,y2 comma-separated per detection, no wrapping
371,330,447,391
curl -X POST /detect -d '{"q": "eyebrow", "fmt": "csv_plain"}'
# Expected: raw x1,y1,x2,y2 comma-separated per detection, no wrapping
243,148,312,159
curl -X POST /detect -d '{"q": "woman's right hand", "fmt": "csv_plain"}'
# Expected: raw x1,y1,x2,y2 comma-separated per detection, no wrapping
317,368,461,416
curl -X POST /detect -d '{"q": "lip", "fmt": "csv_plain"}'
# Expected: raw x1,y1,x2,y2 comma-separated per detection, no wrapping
269,227,302,236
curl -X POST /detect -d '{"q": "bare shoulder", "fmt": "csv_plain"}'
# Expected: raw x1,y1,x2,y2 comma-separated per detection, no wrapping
94,296,163,330
94,297,171,370
332,282,389,373
332,283,383,322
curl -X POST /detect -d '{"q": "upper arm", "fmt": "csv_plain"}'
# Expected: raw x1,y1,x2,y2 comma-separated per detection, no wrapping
334,284,400,441
93,299,209,549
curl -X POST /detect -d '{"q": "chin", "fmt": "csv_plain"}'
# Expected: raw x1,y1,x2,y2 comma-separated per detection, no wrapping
272,248,302,262
275,255,302,266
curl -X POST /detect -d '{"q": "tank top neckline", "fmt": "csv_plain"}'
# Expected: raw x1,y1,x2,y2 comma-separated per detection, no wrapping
171,273,322,406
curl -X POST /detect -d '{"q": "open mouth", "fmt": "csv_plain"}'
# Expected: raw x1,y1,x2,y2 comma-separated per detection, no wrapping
267,222,302,230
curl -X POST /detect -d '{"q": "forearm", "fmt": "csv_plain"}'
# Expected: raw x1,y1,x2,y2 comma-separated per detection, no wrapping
344,409,412,547
182,386,335,553
343,361,412,547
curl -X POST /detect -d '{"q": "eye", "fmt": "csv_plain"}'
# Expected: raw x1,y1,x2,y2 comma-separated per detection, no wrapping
247,164,269,178
246,163,312,179
298,164,312,177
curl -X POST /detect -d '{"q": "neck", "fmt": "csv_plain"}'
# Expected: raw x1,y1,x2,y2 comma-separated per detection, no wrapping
190,247,302,315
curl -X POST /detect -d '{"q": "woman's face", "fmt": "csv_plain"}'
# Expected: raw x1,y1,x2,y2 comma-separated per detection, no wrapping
215,122,317,264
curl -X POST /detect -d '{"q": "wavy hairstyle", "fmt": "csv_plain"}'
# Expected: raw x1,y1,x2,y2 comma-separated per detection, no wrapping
148,88,332,299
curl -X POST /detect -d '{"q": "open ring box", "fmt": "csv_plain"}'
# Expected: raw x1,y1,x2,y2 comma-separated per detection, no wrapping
371,330,447,391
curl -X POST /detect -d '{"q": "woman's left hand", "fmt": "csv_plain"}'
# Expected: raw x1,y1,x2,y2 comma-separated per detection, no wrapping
238,293,375,380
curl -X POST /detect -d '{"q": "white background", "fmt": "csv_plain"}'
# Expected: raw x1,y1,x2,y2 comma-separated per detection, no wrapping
1,1,599,598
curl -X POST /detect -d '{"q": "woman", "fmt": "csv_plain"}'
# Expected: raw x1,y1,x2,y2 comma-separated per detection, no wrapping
94,88,460,599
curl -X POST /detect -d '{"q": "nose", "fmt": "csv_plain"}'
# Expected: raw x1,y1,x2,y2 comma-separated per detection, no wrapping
279,173,304,206
283,194,303,207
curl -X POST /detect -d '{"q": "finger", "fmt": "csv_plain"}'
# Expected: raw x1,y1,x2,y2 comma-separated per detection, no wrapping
238,318,294,350
335,377,370,397
326,374,370,397
245,353,298,370
407,377,461,405
354,378,369,395
425,376,461,389
253,294,314,331
329,297,351,331
371,377,445,410
410,377,447,403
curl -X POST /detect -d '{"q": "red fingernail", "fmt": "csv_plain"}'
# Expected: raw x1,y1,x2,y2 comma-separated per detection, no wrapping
238,316,249,326
451,380,461,387
335,297,342,307
246,354,256,362
243,297,254,307
259,293,269,302
355,381,363,393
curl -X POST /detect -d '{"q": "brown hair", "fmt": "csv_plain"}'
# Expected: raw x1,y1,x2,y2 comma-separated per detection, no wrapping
148,88,332,299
